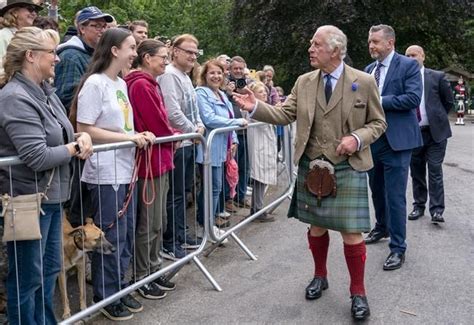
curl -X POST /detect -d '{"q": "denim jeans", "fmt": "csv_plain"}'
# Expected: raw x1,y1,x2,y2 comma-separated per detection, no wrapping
7,203,62,325
87,184,136,303
164,146,195,245
236,133,249,203
197,165,223,226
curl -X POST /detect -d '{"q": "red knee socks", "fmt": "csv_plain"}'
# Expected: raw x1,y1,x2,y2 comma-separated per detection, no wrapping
307,230,329,278
343,241,367,296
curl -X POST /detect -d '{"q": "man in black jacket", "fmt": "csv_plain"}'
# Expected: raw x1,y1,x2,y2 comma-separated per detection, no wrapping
405,45,454,224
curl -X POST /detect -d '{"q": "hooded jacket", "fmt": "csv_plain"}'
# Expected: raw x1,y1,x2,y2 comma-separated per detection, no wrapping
125,70,176,178
54,36,94,112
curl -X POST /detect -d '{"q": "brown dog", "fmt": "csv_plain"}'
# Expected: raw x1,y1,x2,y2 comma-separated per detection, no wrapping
59,215,115,320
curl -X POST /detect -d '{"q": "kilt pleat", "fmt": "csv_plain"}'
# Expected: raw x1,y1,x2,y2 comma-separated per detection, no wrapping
288,155,370,233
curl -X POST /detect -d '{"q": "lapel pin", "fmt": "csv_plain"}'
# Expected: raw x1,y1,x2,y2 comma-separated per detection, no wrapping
351,83,358,91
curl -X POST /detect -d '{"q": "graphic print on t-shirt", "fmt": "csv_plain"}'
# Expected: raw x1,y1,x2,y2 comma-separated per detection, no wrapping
117,89,133,132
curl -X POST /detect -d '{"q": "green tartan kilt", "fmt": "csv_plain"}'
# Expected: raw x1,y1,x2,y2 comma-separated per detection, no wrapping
288,155,370,233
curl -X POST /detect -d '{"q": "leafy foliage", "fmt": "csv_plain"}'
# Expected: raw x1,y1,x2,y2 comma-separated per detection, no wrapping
230,0,474,90
55,0,235,58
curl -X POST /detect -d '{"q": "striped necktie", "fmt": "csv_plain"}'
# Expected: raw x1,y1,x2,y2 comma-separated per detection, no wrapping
374,62,383,87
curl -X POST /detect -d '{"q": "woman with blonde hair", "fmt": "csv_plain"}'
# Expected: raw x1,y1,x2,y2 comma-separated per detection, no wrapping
0,26,93,324
0,0,43,75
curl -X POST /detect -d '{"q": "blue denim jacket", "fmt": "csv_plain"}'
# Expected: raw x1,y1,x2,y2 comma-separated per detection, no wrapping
195,86,244,166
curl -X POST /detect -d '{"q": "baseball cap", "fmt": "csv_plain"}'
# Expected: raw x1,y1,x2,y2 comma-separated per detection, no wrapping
76,6,113,25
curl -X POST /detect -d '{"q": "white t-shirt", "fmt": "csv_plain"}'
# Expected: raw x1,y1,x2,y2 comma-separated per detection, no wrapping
77,73,135,184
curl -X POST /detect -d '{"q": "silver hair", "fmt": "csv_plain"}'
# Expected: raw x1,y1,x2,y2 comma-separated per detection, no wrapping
263,65,275,74
319,25,347,59
369,24,396,41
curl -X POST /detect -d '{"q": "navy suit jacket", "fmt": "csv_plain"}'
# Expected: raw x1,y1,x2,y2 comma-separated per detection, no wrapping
423,68,454,143
365,52,423,151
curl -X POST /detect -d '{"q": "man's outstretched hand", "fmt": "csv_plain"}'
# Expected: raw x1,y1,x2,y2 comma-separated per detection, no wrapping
232,88,257,112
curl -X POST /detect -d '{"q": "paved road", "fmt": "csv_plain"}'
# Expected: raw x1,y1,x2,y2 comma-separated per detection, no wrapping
92,120,473,324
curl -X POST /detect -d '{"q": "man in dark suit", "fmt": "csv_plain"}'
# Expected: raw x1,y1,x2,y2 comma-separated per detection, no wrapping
405,45,454,224
364,25,423,271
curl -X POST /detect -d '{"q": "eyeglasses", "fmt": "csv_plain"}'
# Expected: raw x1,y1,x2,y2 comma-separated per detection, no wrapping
32,48,57,56
175,46,200,58
88,23,107,31
153,54,169,61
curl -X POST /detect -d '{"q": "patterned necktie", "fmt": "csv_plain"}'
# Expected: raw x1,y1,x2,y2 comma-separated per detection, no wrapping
416,107,421,122
324,74,332,104
374,62,383,87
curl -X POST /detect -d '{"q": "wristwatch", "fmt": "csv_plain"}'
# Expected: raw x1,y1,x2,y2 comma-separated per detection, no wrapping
74,143,81,154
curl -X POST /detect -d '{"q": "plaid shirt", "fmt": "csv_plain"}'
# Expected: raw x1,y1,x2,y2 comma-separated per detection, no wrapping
54,39,92,112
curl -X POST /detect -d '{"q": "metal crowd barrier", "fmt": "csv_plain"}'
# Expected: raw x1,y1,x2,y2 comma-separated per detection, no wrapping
203,122,295,259
0,124,296,323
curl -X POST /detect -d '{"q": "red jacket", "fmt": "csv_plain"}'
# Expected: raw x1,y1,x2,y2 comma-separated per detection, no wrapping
125,71,176,178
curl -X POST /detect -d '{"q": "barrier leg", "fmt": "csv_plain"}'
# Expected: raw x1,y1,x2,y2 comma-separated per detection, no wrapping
192,256,222,292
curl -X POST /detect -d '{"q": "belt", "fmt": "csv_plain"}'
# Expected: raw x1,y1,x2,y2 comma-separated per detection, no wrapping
420,125,430,131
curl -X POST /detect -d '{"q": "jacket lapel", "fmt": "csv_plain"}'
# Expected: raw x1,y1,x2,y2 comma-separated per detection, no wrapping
341,65,357,124
423,68,430,99
382,52,399,95
306,70,321,123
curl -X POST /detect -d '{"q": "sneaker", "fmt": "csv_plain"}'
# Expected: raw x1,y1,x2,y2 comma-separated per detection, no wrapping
216,211,231,219
215,216,231,228
253,212,275,223
121,293,143,313
154,276,177,291
209,225,229,244
137,282,167,300
160,245,187,261
246,186,253,196
181,236,202,249
94,297,133,321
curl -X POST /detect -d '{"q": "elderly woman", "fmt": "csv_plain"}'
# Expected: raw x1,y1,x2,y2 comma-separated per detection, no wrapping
247,81,278,222
0,27,92,325
195,59,247,230
0,0,43,75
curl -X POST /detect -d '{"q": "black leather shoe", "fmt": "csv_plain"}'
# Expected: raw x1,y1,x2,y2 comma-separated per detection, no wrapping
408,209,424,220
383,252,405,270
431,212,445,224
351,295,370,320
364,228,389,244
305,277,328,300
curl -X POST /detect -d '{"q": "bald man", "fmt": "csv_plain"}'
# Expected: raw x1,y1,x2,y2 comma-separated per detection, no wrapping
405,45,454,224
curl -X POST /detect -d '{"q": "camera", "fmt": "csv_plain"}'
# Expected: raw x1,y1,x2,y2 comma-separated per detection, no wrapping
229,77,247,89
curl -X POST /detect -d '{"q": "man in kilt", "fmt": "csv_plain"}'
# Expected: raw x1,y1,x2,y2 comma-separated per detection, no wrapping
234,25,386,320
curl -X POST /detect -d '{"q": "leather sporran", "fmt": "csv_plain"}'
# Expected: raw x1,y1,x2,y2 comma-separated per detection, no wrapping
1,170,54,242
305,159,337,206
1,193,44,242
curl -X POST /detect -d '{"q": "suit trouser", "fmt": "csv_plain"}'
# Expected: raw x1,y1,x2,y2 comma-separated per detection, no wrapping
369,135,412,254
410,129,447,216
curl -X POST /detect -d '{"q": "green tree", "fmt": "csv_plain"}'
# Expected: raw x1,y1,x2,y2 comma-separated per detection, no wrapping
55,0,235,58
230,0,474,91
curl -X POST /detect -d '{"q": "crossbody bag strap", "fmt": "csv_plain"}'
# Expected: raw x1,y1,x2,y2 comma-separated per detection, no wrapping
42,168,55,197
